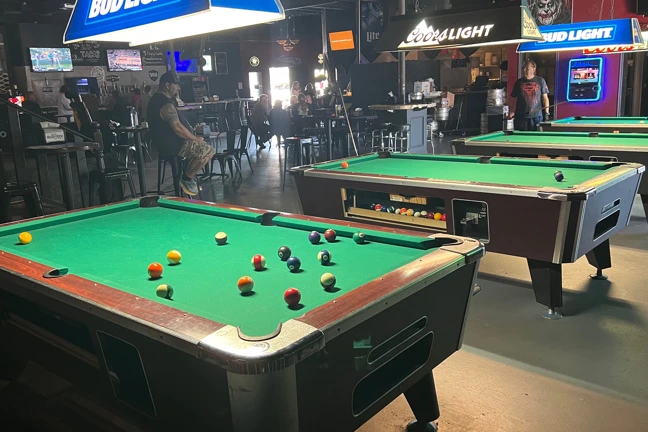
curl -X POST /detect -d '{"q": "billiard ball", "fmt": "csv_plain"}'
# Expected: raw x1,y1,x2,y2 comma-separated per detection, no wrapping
18,232,32,245
381,206,388,212
395,208,402,215
353,232,366,244
426,212,434,219
387,206,396,213
441,213,447,221
554,170,564,182
237,276,254,293
318,250,332,265
278,246,292,261
284,288,301,306
215,232,228,245
420,211,428,217
414,212,421,218
341,161,349,169
287,256,302,272
308,231,321,244
167,250,181,265
324,229,337,242
370,203,376,210
406,209,414,217
320,272,337,290
156,284,174,299
251,254,267,270
148,262,164,279
434,213,442,220
400,207,407,215
374,204,383,212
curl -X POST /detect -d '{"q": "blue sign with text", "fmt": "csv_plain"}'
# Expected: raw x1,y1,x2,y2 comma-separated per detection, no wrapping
518,18,643,53
65,0,283,43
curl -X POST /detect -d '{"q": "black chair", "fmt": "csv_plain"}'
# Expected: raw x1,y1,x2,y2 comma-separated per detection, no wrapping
157,153,204,199
0,150,44,223
88,167,136,206
233,125,253,172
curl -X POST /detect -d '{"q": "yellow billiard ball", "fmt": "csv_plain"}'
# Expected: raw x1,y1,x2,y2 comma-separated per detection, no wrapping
434,213,442,220
18,232,32,245
167,250,182,265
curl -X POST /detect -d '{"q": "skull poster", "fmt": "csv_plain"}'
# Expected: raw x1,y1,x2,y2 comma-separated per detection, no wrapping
529,0,572,26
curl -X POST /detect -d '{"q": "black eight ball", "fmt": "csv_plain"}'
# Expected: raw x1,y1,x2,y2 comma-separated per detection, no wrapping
278,246,292,261
554,171,564,182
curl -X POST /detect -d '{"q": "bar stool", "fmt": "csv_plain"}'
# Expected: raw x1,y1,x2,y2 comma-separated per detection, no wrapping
392,124,411,152
372,122,393,152
283,137,313,189
88,167,137,206
0,150,44,223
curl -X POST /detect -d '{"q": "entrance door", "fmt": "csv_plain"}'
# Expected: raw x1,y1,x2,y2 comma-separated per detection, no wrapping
269,67,291,108
249,72,262,100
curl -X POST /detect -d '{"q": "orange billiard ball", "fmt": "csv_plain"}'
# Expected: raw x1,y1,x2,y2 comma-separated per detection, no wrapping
341,161,349,169
238,276,255,294
148,262,164,279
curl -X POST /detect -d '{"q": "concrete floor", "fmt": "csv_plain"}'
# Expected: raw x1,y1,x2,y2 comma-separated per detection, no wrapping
2,136,648,431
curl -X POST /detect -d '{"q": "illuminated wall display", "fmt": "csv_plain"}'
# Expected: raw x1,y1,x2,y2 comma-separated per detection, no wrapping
567,57,604,102
375,4,542,52
64,0,285,46
518,18,644,53
583,31,648,55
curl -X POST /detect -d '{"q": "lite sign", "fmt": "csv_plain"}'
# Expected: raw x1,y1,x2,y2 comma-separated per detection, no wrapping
374,4,542,52
518,18,644,53
64,0,285,46
583,31,648,55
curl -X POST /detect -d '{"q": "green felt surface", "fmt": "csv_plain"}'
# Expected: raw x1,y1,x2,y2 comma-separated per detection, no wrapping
468,131,648,147
553,117,648,125
315,154,610,189
0,199,437,337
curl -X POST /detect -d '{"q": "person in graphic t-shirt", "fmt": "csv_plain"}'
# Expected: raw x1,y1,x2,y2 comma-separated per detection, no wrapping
508,60,550,131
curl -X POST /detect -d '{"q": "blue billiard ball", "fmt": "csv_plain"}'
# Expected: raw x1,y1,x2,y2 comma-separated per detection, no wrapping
308,231,321,244
318,250,332,265
287,256,301,272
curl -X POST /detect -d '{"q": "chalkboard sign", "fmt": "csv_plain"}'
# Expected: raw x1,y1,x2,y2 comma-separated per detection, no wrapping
70,42,106,66
141,43,166,66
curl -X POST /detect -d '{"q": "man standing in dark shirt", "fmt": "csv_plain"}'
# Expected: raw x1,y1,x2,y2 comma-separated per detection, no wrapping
508,60,550,131
148,72,215,196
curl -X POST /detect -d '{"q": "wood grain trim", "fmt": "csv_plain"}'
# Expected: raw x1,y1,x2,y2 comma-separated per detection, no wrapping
0,251,224,342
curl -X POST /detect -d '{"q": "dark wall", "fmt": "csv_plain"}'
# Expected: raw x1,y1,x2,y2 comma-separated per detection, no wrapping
351,60,441,107
204,42,242,99
6,23,65,67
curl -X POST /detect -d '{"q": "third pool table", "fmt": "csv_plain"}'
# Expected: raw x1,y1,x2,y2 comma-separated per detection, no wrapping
291,152,644,318
452,130,648,220
540,116,648,133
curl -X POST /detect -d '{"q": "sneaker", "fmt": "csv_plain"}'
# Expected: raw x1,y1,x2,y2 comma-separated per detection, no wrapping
180,178,199,196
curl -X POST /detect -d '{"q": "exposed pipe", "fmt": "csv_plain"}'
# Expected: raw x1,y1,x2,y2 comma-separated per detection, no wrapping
356,0,361,64
398,0,406,103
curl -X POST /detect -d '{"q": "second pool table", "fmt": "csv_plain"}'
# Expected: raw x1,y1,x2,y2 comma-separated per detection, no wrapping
540,116,648,133
0,197,483,431
291,153,644,318
452,130,648,220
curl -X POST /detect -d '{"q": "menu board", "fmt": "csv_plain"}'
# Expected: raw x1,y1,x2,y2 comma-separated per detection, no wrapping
141,43,166,66
69,42,106,66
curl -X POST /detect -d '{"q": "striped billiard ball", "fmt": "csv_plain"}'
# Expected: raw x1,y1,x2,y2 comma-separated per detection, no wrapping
167,250,182,265
320,272,336,290
237,276,254,294
156,284,174,299
318,250,332,266
215,232,228,245
251,254,267,270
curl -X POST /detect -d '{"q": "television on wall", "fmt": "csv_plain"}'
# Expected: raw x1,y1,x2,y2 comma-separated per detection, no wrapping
107,49,143,72
29,48,73,72
168,51,198,74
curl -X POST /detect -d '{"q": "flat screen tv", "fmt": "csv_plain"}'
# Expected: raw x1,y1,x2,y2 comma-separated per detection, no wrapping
29,48,73,72
107,49,143,72
168,51,198,74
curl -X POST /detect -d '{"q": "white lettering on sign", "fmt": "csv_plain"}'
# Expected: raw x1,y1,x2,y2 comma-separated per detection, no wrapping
539,27,614,44
399,20,494,49
89,0,156,19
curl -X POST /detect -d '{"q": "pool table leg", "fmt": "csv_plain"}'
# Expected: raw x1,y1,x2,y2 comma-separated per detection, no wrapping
585,240,611,281
641,194,648,223
404,372,440,432
527,259,563,320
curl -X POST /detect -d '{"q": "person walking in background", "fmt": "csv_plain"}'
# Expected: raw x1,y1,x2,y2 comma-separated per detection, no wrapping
508,60,550,131
269,100,290,146
57,85,73,123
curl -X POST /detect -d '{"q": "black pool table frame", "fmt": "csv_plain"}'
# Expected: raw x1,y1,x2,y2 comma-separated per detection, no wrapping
291,153,644,319
0,197,484,432
452,133,648,222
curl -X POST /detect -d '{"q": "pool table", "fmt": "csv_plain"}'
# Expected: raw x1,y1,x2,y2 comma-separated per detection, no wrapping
0,197,483,432
452,130,648,221
540,116,648,134
291,153,644,318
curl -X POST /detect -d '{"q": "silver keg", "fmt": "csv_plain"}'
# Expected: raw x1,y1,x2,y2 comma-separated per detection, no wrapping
487,89,504,107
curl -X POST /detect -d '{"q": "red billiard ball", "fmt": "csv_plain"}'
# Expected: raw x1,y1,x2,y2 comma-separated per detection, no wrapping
284,288,301,306
324,229,337,242
148,262,164,279
441,213,447,221
341,161,349,169
251,254,267,270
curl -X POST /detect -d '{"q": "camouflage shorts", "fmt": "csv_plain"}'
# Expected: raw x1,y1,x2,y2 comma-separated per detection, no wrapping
178,139,216,161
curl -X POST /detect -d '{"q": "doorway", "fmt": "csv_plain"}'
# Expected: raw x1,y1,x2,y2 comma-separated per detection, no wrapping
249,72,262,100
269,67,291,108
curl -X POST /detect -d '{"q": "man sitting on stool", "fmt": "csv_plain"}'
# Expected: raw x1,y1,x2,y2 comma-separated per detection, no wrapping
148,72,215,196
